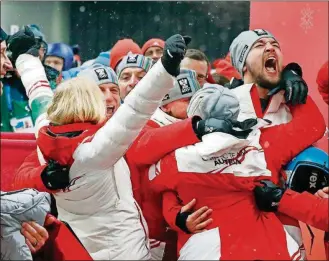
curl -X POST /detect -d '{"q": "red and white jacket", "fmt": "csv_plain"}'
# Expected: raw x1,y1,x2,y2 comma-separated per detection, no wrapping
126,108,200,260
149,83,326,260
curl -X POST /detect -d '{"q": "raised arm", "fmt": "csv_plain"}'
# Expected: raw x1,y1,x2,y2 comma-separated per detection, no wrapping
16,54,53,137
261,95,326,175
73,35,190,169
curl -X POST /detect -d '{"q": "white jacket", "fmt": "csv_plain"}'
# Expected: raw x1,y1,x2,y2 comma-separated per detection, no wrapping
17,55,175,260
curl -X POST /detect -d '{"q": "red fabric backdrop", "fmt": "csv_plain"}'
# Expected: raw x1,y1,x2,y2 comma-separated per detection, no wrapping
250,2,328,260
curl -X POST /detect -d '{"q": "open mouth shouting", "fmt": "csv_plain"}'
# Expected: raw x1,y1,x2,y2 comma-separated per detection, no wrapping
264,56,278,74
106,105,116,116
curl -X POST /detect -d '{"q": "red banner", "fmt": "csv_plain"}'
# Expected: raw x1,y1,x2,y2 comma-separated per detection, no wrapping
250,3,328,260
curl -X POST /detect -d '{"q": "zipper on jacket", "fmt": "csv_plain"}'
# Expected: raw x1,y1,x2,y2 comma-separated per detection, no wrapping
111,173,120,202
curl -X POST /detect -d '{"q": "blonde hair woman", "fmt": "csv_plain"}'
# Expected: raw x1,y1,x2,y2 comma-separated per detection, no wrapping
34,46,188,261
47,77,106,126
12,34,189,260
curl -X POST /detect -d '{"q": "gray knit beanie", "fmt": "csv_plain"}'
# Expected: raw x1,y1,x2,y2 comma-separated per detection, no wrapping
116,52,152,77
187,83,240,121
78,63,118,86
229,29,276,75
161,69,201,106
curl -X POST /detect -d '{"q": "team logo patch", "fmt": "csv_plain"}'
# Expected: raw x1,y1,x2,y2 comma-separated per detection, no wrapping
253,29,268,36
127,54,138,64
178,78,192,95
94,68,109,80
238,45,249,63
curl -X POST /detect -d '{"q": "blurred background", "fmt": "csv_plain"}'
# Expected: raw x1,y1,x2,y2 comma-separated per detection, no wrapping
1,1,250,61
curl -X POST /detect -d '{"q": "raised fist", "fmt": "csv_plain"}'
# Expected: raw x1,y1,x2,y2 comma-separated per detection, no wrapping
7,26,41,66
161,34,191,76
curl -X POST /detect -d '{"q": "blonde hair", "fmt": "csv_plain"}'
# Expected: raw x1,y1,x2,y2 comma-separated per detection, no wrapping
47,76,106,125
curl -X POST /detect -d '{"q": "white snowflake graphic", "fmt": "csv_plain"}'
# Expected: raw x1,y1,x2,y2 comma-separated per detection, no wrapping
300,5,314,33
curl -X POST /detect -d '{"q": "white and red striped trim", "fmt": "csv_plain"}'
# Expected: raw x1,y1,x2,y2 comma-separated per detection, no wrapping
28,80,51,97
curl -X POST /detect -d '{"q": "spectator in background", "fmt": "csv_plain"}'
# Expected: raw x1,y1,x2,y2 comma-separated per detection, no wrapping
109,38,142,71
142,38,165,62
180,49,209,86
212,52,242,82
93,51,111,67
317,60,328,104
72,44,82,67
44,43,74,73
115,52,152,100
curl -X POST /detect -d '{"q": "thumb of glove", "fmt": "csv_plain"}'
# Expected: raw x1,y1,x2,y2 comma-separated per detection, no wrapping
182,35,192,46
231,118,258,131
260,180,278,190
230,128,253,139
284,80,294,103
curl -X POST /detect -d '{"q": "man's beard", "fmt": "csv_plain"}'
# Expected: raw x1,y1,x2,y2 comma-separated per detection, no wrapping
248,64,281,90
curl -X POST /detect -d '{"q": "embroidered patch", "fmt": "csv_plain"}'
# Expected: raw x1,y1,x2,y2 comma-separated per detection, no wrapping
253,29,269,36
238,45,249,63
127,54,138,64
94,68,109,80
178,78,192,95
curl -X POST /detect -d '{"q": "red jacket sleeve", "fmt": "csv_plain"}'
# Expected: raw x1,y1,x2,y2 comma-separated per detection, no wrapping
126,118,199,204
316,61,329,104
12,150,52,193
278,189,329,232
128,118,199,166
261,95,326,176
148,153,181,231
162,191,183,232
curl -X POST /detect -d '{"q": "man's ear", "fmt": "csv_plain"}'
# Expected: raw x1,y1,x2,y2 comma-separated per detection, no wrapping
242,65,247,74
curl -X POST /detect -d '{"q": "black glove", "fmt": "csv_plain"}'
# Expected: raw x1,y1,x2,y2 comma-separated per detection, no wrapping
41,159,70,190
268,63,308,105
193,117,257,140
161,34,191,76
175,211,192,234
7,26,41,66
254,180,285,212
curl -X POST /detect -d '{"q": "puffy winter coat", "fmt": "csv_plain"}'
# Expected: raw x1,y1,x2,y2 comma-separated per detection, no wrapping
1,189,51,260
35,60,175,260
